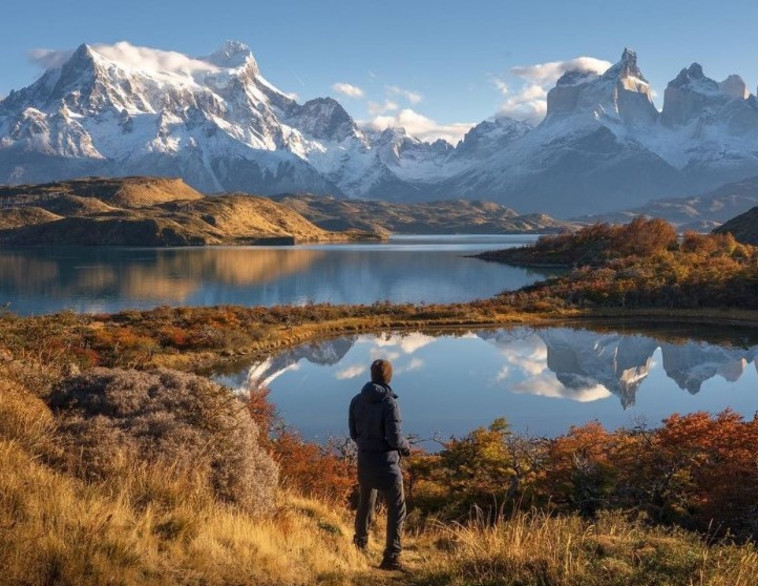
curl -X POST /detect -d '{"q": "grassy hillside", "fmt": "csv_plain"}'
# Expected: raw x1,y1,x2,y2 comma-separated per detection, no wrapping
0,176,204,208
271,193,574,234
0,177,380,246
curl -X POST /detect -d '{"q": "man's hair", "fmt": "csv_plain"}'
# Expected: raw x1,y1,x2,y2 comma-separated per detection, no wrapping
370,359,393,384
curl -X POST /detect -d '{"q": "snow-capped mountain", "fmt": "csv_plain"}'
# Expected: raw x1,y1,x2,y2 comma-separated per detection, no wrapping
480,327,758,408
0,41,454,198
2,42,758,217
435,50,758,217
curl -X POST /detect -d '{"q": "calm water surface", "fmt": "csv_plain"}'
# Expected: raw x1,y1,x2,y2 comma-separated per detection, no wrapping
214,325,758,445
0,235,548,315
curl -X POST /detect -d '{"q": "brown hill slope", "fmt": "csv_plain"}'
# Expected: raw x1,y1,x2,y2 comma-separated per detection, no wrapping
158,195,345,242
0,176,203,208
713,206,758,245
271,193,573,234
0,207,62,230
0,178,376,246
33,194,120,216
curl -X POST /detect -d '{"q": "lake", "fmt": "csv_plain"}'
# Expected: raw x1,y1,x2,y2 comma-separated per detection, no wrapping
0,235,549,315
213,325,758,445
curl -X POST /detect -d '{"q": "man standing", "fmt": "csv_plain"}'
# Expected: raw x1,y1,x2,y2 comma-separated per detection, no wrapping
349,358,411,571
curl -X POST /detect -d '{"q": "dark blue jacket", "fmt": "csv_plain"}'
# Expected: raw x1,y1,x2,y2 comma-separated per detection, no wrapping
349,381,410,471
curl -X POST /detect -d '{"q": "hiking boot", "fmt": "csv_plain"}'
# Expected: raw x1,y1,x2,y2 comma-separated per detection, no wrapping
379,557,405,572
353,536,368,552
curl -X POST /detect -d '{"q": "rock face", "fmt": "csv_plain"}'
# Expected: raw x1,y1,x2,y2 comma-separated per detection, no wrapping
2,43,758,217
719,75,750,100
546,49,658,127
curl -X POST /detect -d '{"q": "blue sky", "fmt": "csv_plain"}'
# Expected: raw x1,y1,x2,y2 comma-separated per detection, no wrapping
3,0,758,143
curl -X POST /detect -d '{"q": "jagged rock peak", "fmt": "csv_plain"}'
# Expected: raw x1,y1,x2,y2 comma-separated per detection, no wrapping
603,48,647,82
59,43,99,74
670,63,715,88
666,63,722,99
206,40,257,70
719,74,749,99
47,43,105,102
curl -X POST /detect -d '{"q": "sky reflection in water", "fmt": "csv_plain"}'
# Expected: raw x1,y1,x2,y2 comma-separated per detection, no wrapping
215,327,758,447
0,235,547,315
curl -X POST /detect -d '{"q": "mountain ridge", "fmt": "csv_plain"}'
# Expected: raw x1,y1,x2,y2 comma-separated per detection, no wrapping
2,42,758,217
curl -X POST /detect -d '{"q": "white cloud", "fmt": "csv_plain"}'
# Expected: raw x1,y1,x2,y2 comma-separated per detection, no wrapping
332,82,365,98
492,77,510,96
369,348,401,363
364,108,474,145
28,48,75,69
511,57,612,85
493,56,612,124
396,357,425,374
335,364,367,380
95,42,219,75
512,375,612,403
387,85,423,104
494,333,549,376
30,42,223,78
368,100,399,115
497,84,548,124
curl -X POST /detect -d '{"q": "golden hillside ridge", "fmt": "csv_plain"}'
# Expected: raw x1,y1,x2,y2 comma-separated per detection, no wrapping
0,176,381,246
0,176,204,207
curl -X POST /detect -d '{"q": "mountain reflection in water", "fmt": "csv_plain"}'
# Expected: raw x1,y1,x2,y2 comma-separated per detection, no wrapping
214,327,758,444
0,235,544,314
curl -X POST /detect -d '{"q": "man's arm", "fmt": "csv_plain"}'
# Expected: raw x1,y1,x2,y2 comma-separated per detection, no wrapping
384,398,411,455
348,396,358,441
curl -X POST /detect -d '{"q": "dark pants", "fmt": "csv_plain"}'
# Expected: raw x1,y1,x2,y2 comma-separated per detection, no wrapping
353,466,406,560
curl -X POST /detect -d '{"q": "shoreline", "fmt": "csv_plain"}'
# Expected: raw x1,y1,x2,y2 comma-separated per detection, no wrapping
5,303,757,373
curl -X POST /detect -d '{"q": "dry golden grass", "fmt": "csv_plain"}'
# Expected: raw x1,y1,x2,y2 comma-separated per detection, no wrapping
411,511,758,586
0,206,62,229
0,383,371,585
2,371,758,586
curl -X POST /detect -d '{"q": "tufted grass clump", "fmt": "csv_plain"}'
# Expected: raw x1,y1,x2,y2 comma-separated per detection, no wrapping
49,368,278,516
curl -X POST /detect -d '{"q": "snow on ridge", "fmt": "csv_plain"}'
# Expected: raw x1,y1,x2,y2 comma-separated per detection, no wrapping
90,41,221,77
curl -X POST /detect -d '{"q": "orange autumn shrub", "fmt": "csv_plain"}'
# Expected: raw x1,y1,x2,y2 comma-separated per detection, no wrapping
535,411,758,540
248,386,354,504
